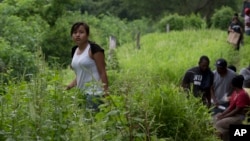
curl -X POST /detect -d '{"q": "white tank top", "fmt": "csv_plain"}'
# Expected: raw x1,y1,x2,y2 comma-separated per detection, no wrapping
71,44,103,95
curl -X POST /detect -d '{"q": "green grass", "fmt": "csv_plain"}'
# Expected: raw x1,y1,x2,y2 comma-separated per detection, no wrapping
116,29,237,85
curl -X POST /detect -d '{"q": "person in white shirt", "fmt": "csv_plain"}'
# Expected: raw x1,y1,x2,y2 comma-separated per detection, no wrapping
211,58,237,115
66,22,108,110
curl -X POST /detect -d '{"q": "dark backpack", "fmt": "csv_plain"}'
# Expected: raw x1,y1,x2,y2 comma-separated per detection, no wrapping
71,41,104,58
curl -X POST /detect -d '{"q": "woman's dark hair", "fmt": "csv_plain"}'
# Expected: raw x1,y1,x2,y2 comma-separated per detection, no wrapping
198,55,210,65
70,22,89,36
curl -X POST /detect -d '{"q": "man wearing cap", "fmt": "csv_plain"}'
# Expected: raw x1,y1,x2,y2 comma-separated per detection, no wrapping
181,55,214,107
211,58,237,115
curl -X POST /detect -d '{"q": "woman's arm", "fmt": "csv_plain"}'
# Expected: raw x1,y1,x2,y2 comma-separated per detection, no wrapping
211,85,218,106
66,78,77,90
228,25,233,32
218,107,242,119
92,52,109,96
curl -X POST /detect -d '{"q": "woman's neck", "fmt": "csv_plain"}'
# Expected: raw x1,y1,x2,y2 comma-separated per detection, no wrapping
77,42,88,51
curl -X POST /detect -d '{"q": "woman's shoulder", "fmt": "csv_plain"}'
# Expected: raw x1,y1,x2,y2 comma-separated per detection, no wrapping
89,41,104,54
71,45,78,58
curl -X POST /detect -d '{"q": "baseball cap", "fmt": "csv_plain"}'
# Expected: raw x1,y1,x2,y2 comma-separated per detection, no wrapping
215,58,227,68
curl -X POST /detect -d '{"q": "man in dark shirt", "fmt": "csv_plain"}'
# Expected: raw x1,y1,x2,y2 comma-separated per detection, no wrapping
181,55,214,107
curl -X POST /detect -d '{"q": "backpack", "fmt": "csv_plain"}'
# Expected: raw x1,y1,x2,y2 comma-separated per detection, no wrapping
71,41,104,58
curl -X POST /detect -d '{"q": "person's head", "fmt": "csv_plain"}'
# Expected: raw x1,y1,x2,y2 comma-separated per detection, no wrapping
215,58,228,75
70,22,89,44
228,65,237,72
232,16,239,24
232,75,244,89
198,55,210,72
245,8,250,16
234,13,239,17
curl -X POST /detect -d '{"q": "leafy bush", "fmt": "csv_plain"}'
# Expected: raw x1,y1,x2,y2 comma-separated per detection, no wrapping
156,14,185,32
41,15,73,67
0,38,38,81
156,14,207,32
0,15,49,52
186,13,207,29
211,6,235,30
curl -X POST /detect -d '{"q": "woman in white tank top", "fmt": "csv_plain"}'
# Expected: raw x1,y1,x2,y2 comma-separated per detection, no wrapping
66,22,108,110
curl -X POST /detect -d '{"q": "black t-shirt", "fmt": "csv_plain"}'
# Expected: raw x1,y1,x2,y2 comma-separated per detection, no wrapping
182,66,214,97
230,22,242,34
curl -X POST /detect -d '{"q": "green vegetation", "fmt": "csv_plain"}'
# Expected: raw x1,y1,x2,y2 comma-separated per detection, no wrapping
1,0,250,140
2,29,249,140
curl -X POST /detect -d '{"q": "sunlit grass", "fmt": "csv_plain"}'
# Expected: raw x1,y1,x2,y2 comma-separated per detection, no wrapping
117,29,237,85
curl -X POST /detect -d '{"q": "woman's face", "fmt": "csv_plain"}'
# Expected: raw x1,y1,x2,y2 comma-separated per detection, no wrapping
72,25,88,45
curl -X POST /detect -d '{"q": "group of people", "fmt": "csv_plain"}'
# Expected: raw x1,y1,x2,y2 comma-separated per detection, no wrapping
181,56,250,141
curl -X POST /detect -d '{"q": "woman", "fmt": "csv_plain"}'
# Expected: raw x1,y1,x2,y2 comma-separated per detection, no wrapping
228,16,244,50
214,75,250,141
66,22,108,110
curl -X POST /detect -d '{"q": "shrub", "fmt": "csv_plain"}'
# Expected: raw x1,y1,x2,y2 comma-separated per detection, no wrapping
0,38,38,81
156,14,185,32
211,6,235,30
185,13,207,29
156,14,206,32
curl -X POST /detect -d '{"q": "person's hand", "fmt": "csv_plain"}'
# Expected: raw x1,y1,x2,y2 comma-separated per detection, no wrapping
213,99,219,107
65,85,72,90
217,114,224,120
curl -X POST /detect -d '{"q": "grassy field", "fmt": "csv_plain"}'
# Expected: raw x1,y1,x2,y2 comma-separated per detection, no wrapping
114,29,242,87
2,29,250,141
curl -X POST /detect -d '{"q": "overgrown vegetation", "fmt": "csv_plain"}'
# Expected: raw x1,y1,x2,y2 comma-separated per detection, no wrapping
2,29,248,140
0,0,249,140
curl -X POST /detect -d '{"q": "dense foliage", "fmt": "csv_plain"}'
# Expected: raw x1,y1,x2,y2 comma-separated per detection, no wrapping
80,0,240,22
155,14,207,32
0,0,244,77
1,29,250,140
211,6,235,30
0,0,250,140
2,30,240,141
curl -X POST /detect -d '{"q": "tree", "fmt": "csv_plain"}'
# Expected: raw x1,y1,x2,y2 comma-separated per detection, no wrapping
79,0,240,22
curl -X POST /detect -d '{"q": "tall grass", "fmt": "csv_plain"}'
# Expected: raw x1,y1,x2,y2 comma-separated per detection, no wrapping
116,29,236,85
